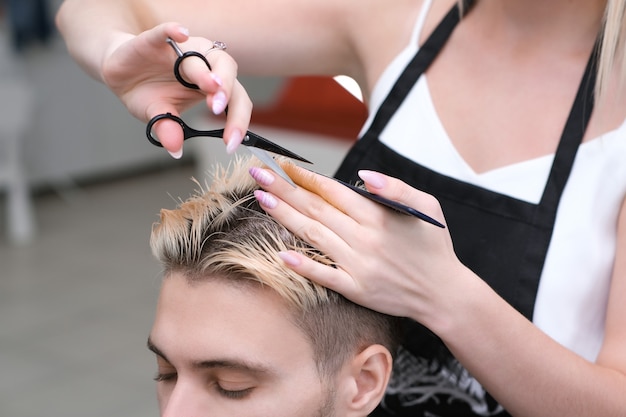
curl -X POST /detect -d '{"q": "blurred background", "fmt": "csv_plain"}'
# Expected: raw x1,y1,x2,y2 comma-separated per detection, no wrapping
0,1,364,416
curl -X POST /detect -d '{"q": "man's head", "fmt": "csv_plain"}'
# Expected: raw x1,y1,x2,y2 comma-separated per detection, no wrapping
148,157,399,417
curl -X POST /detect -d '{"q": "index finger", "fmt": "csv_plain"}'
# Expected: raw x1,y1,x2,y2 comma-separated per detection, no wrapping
279,164,380,225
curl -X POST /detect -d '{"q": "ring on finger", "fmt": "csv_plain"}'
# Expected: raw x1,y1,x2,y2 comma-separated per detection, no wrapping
205,40,227,56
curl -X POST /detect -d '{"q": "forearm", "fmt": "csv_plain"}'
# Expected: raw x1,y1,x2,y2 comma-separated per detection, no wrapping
432,274,626,416
56,0,150,81
56,0,367,80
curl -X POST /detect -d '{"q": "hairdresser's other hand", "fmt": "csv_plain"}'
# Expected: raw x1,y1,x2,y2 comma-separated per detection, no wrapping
98,23,252,158
250,165,475,323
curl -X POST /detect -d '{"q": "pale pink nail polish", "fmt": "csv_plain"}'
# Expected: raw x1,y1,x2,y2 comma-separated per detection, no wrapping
226,129,243,154
168,148,183,159
358,170,386,189
212,91,227,115
278,251,301,267
249,167,275,186
254,190,278,209
211,73,223,87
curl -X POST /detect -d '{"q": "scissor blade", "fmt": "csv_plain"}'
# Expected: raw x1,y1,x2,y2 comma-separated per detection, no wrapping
243,132,312,163
246,147,297,188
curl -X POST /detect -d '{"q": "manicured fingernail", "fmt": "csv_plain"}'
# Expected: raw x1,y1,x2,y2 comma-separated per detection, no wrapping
211,73,223,87
226,129,243,154
254,190,278,209
178,26,189,36
168,148,183,159
358,170,386,189
249,167,275,186
212,91,227,115
278,251,302,267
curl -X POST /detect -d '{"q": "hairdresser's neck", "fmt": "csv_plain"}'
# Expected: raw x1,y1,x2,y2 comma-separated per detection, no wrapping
473,0,606,49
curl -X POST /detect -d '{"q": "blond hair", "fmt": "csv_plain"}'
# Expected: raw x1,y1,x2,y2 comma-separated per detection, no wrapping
598,0,626,97
151,157,332,310
150,156,399,377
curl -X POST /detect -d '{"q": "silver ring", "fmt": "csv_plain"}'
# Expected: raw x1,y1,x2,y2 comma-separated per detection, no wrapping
205,40,227,55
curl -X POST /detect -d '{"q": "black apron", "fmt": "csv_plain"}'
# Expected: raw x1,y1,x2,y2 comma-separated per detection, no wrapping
335,1,597,416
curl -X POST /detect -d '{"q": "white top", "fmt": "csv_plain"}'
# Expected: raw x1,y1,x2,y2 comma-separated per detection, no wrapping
361,0,626,362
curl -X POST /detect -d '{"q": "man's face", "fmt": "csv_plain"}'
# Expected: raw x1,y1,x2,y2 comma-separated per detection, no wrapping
149,272,337,417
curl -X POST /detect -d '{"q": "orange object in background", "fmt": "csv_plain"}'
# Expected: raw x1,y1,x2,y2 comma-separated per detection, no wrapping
251,76,367,141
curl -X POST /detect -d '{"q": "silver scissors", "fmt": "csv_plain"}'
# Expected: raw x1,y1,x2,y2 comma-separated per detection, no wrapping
146,38,310,187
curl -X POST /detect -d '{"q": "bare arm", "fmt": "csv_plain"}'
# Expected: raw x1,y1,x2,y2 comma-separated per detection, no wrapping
56,0,360,82
55,0,422,156
55,0,368,156
439,196,626,416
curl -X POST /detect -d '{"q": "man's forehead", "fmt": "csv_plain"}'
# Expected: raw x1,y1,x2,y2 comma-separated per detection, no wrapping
151,271,316,370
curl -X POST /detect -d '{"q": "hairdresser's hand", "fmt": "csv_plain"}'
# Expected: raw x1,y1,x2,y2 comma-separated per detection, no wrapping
99,23,252,158
249,164,475,324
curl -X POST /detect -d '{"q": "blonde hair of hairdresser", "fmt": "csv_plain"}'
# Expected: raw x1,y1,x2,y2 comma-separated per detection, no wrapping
150,156,399,377
598,0,626,97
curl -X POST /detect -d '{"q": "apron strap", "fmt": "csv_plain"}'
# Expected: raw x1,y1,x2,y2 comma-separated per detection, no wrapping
516,44,598,317
366,0,474,136
538,45,598,217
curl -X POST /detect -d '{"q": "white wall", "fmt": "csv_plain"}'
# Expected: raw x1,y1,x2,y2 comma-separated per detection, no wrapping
0,21,177,190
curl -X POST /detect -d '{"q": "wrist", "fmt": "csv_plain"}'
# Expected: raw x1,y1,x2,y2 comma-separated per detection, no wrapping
418,264,488,341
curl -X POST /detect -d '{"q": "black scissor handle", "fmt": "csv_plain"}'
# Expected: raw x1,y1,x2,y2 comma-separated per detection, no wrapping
146,113,223,147
167,37,213,90
173,51,211,90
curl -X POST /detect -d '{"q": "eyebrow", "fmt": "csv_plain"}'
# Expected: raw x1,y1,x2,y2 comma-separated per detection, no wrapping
147,337,273,375
147,337,170,362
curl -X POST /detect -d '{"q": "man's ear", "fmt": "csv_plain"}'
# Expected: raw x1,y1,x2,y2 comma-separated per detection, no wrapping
343,344,393,416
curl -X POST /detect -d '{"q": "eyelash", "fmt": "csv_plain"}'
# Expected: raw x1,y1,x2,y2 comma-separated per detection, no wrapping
153,373,252,399
215,385,252,399
153,372,177,382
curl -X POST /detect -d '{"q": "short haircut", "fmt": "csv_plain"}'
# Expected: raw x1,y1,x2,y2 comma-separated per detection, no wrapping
150,157,399,378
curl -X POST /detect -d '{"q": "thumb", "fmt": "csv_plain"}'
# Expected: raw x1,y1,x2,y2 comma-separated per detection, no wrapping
153,118,185,159
145,104,185,159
